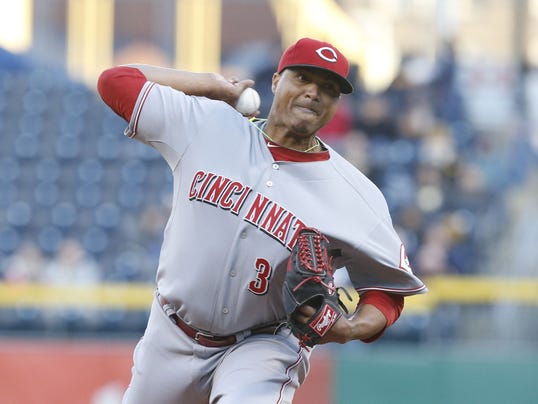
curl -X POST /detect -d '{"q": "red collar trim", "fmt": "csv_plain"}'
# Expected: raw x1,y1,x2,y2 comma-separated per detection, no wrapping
264,138,330,162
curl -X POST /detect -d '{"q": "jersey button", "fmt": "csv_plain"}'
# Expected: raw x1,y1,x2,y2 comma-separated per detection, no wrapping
222,307,229,314
266,180,273,187
272,163,279,170
240,231,247,239
230,270,236,277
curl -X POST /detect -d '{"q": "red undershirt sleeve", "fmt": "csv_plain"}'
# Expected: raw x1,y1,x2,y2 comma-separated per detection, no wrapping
97,66,147,121
357,290,404,343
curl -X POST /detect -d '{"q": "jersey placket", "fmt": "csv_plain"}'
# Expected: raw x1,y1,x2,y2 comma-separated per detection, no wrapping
208,161,283,332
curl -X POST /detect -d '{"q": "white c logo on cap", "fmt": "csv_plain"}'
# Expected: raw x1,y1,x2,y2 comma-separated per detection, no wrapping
316,47,338,63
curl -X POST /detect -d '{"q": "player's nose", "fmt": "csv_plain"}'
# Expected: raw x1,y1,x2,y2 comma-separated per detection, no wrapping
303,82,321,100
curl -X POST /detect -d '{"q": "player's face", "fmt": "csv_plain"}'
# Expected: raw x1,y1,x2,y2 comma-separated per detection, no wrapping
270,68,340,137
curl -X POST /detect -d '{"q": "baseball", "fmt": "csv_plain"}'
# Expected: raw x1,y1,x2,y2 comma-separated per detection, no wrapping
235,87,261,115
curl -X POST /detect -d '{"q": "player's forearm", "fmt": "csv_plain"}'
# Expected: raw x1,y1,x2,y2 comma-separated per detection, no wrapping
124,64,242,104
348,303,388,341
312,302,388,344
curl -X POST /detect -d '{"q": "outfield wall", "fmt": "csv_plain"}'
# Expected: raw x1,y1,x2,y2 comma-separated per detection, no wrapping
1,340,536,404
333,345,538,404
0,339,331,404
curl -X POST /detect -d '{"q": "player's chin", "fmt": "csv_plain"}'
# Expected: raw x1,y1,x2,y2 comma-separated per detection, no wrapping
291,122,324,138
288,115,321,133
292,113,329,133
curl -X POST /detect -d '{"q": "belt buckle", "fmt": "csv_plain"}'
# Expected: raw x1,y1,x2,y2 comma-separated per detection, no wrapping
194,330,214,342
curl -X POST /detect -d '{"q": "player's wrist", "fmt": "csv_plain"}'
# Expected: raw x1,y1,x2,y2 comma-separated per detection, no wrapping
199,72,241,105
351,304,388,341
330,317,356,344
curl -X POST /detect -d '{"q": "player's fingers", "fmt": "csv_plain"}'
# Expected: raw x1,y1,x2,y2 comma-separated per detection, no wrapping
245,109,260,119
225,79,257,109
235,79,255,93
298,304,316,316
291,312,309,324
292,304,316,324
219,78,254,107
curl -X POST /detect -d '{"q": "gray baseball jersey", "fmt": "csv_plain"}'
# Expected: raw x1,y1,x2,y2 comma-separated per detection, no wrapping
125,81,426,337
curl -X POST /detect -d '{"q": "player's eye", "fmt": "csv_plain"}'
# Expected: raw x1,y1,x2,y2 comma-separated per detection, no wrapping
322,83,339,97
296,73,308,82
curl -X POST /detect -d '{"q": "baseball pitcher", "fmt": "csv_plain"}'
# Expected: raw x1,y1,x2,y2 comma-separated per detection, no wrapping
98,37,426,404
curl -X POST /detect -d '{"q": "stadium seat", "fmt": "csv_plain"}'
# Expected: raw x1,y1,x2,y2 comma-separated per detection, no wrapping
82,226,108,255
96,134,122,161
5,200,32,228
75,183,102,208
117,184,144,210
33,181,60,207
14,133,40,160
94,202,121,229
0,226,21,254
37,225,63,254
77,158,104,183
55,134,81,160
60,114,85,137
19,110,44,134
0,182,17,208
22,89,48,115
35,158,61,182
50,202,78,228
0,157,20,181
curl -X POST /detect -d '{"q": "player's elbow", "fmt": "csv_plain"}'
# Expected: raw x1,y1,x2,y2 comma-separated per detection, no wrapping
97,66,146,122
97,68,118,108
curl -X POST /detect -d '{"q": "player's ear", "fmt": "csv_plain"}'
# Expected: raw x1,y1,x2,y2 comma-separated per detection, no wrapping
271,72,281,94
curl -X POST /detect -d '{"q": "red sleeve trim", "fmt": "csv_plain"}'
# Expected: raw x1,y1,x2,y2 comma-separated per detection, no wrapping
357,290,404,343
97,66,147,121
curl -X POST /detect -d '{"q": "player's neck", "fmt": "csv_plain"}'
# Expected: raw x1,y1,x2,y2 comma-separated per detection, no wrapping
259,120,321,153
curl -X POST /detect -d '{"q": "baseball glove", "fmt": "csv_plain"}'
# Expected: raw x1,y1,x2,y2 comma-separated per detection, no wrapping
282,227,342,347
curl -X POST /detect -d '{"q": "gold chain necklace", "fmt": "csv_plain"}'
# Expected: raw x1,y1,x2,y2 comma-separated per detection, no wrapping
250,118,321,153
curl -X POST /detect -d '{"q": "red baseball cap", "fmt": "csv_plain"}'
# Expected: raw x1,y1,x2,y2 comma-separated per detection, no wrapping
277,37,353,94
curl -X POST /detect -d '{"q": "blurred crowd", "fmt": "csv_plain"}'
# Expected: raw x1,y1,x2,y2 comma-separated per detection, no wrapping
1,41,537,290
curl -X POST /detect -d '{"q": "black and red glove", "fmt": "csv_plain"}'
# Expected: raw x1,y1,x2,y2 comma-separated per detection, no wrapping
282,228,342,347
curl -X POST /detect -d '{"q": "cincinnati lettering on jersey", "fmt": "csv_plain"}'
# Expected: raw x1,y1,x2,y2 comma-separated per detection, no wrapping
189,170,306,250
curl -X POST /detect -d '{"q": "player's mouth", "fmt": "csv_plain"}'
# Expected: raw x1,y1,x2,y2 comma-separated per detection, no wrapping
293,104,319,116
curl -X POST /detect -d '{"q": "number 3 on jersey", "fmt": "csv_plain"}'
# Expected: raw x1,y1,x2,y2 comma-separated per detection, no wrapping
248,258,272,295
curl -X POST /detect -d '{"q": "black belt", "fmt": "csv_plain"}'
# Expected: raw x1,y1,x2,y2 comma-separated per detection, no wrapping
157,294,281,348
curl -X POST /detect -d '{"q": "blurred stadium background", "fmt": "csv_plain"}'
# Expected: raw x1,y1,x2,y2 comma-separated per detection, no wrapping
0,0,537,403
